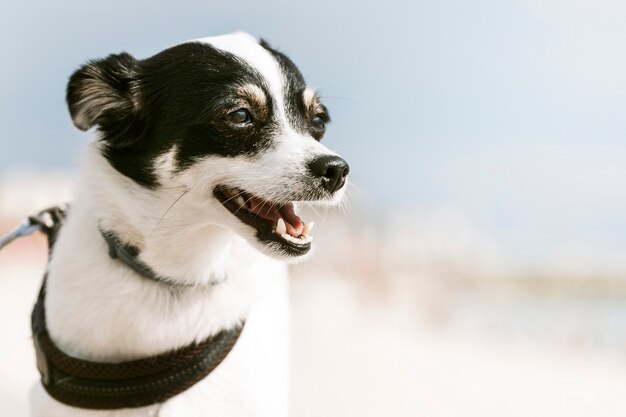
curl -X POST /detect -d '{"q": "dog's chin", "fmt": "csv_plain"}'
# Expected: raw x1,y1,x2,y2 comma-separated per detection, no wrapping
250,238,315,263
213,185,325,260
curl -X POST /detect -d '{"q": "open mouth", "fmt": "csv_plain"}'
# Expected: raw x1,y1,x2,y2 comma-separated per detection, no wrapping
213,186,314,256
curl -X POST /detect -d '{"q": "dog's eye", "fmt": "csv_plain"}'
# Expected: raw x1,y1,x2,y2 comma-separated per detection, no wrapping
311,115,325,131
225,109,251,125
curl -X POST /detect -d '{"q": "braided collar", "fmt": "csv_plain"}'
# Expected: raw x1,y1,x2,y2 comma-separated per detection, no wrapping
32,283,244,409
31,211,244,409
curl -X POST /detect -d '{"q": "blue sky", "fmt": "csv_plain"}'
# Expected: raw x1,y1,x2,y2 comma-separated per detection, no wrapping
1,0,626,264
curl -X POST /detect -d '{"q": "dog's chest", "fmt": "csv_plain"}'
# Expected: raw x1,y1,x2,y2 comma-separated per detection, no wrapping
159,264,290,417
39,221,290,416
35,262,289,417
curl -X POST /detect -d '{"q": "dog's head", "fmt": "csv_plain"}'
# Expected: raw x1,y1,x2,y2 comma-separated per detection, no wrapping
67,32,349,260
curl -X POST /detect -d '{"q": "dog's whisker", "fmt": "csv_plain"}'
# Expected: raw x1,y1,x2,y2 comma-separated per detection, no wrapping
148,190,189,240
344,181,360,193
256,199,272,218
159,184,188,190
232,194,257,216
221,190,247,205
319,95,356,102
308,205,323,219
338,199,349,219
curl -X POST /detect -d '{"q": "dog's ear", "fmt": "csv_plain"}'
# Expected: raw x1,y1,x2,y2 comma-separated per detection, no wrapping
67,53,142,147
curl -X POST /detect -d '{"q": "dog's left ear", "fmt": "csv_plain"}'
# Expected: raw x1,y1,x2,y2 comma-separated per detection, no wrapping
66,53,142,147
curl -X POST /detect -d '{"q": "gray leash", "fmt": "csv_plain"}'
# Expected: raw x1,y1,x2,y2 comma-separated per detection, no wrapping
0,204,69,250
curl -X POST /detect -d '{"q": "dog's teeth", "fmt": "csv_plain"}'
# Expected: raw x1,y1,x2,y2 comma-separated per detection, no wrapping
280,233,313,245
302,221,315,236
235,196,246,208
276,218,287,235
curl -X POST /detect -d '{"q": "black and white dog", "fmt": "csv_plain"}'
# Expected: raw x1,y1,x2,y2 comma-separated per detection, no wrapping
31,32,348,416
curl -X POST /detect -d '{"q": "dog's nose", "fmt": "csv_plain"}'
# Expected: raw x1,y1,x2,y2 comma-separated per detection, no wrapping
308,155,350,193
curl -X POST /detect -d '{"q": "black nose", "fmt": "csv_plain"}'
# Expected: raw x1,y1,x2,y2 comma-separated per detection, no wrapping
308,155,350,193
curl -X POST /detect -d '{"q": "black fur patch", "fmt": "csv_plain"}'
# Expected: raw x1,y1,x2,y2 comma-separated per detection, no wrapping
67,39,323,188
260,40,330,141
134,42,282,173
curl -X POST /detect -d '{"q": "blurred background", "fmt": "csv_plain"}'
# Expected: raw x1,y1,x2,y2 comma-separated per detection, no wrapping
2,0,626,416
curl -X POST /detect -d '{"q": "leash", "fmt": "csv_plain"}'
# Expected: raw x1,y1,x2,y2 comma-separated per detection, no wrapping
2,205,244,410
0,204,69,251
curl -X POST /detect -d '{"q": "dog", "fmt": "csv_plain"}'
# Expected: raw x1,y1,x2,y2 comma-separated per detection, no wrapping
30,32,349,417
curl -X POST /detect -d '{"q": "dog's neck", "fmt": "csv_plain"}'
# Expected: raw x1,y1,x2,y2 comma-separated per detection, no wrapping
45,145,279,362
96,195,235,287
88,147,238,286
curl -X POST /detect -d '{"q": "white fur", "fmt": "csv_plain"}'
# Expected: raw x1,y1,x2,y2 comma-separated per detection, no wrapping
30,32,345,417
32,144,289,417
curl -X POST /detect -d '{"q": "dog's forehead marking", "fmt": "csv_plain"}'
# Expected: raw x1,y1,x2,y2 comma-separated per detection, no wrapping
195,32,290,125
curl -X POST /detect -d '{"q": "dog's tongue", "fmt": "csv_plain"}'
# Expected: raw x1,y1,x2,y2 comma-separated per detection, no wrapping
248,197,304,237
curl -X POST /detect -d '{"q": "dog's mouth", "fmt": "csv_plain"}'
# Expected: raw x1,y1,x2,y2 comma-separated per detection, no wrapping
213,186,314,256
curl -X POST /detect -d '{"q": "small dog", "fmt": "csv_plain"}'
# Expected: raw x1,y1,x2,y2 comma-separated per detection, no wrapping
31,32,348,417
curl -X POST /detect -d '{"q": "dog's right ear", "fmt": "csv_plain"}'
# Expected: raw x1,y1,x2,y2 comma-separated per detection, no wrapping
67,53,141,146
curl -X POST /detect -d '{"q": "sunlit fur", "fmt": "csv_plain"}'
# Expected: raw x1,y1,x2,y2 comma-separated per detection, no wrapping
30,32,347,417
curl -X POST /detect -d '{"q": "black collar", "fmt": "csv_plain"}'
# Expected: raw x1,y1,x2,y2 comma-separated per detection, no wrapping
30,208,244,410
32,281,244,409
